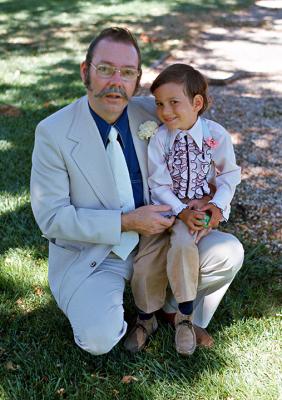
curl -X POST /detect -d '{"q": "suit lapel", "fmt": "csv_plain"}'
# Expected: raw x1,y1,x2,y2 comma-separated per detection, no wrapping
67,96,120,209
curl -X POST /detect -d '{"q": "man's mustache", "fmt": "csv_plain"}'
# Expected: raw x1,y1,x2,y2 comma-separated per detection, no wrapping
94,87,128,100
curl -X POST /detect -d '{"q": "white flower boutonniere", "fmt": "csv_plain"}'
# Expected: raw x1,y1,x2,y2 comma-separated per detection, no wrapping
137,120,158,140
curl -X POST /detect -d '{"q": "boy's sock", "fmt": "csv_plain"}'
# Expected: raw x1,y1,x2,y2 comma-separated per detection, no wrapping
137,309,154,320
178,300,193,316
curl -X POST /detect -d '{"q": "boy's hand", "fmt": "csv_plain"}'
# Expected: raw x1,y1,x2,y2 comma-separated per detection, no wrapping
193,227,212,244
178,207,206,231
187,195,212,211
199,203,222,228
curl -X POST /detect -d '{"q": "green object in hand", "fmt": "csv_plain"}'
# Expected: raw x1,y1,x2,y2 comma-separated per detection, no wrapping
202,213,211,228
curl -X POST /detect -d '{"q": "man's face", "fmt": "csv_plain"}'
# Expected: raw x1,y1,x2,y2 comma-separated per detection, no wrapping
80,38,139,124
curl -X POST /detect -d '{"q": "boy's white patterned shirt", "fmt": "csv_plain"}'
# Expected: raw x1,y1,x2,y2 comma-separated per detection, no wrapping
148,117,241,219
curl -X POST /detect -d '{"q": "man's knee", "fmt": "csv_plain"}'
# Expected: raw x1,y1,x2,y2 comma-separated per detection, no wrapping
225,236,244,273
73,315,127,355
200,232,244,277
216,235,244,279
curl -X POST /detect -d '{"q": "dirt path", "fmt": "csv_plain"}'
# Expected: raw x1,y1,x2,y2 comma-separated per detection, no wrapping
141,1,282,254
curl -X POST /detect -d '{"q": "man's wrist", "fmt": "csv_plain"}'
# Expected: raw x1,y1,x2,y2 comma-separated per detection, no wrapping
121,212,131,232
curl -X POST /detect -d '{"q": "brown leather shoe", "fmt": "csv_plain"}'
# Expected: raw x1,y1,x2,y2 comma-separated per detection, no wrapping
124,315,158,353
157,310,214,348
193,325,214,348
156,309,176,326
175,311,196,356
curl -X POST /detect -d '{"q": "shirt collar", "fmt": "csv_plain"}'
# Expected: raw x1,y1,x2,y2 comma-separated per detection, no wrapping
188,117,204,150
88,103,129,148
174,117,204,151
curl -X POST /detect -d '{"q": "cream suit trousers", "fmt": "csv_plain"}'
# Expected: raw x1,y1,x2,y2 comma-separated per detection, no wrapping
66,230,243,355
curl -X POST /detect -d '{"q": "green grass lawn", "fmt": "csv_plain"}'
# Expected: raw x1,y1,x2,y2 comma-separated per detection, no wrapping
0,0,281,399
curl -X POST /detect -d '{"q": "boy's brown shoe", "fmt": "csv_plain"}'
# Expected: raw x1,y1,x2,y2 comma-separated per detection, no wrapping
124,315,158,353
175,311,196,356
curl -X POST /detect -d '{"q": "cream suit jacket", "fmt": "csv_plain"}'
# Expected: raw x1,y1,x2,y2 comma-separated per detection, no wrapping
30,95,157,313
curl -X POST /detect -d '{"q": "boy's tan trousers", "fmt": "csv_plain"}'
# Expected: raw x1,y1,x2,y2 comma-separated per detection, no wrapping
131,219,200,313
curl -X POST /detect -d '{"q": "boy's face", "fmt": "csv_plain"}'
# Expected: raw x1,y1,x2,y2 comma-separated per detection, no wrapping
153,82,203,131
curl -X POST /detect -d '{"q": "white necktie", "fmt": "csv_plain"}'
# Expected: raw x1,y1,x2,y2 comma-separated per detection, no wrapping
106,126,139,260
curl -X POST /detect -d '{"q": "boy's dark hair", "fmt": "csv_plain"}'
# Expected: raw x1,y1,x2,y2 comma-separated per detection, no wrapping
84,27,142,92
150,63,209,115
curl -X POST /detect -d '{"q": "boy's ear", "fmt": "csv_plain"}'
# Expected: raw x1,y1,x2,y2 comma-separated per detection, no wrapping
193,94,204,112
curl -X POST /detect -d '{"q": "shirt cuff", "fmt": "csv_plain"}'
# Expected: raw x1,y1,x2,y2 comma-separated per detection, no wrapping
174,203,188,217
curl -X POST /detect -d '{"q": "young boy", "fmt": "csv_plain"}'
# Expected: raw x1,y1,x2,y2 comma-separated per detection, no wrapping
125,64,241,356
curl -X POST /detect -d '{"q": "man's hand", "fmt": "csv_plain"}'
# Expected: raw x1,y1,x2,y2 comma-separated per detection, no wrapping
121,205,175,236
200,203,222,228
178,208,206,231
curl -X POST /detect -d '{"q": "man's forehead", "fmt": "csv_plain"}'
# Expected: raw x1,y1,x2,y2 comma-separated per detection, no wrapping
92,38,139,65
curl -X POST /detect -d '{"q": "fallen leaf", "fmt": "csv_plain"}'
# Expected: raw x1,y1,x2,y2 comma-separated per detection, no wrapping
15,298,31,313
0,104,22,117
43,101,53,108
90,372,107,379
121,375,138,384
34,286,44,296
56,388,65,397
5,361,19,371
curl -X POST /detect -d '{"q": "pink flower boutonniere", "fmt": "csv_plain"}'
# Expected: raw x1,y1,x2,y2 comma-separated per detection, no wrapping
205,137,219,149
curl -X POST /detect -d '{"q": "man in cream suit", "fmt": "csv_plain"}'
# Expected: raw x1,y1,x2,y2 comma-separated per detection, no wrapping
30,27,244,355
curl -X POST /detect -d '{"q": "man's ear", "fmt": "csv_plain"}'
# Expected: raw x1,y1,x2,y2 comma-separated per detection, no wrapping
193,94,204,112
80,61,87,85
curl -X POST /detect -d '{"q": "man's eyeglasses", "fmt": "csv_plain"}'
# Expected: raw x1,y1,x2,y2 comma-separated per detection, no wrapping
90,63,140,81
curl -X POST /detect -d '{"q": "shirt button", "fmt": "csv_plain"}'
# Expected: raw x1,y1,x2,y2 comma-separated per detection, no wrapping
90,261,96,268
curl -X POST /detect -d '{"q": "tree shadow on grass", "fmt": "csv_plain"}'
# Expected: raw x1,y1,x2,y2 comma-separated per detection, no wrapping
1,241,280,399
1,1,281,395
0,225,280,398
211,243,281,328
0,203,45,255
0,0,259,64
0,297,228,399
